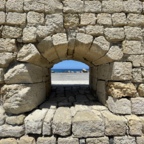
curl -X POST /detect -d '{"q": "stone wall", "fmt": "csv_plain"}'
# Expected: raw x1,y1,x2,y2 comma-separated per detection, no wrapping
0,0,144,143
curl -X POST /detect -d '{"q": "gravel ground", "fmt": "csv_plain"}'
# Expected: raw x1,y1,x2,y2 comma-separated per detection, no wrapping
51,73,89,85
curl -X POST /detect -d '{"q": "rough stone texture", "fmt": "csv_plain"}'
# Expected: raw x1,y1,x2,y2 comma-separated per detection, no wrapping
102,111,127,136
0,106,5,126
2,83,46,114
138,84,144,97
58,137,79,144
0,138,17,144
86,137,109,144
19,135,36,144
0,12,5,25
37,137,56,144
107,96,131,114
107,82,137,98
52,107,71,136
137,136,144,144
114,136,136,144
0,69,4,84
25,109,47,134
4,63,48,84
0,0,5,11
132,68,142,82
72,110,104,137
131,97,144,115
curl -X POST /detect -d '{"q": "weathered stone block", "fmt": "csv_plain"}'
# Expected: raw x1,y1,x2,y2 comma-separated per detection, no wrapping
27,11,44,26
97,13,112,26
23,27,37,43
58,137,79,144
2,26,22,38
2,83,46,114
84,1,101,13
19,135,36,144
138,84,144,97
107,82,137,98
25,109,47,134
0,0,5,11
6,0,23,12
132,68,142,82
72,110,104,137
137,136,144,144
107,96,131,114
6,12,26,27
0,12,5,24
0,125,24,138
37,137,56,144
52,107,71,136
0,106,5,126
86,25,103,36
114,136,136,144
0,138,17,144
112,13,127,26
86,137,109,144
80,13,96,26
104,28,125,42
131,97,144,115
102,111,127,136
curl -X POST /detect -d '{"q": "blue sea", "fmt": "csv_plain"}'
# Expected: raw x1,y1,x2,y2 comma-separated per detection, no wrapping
51,69,89,73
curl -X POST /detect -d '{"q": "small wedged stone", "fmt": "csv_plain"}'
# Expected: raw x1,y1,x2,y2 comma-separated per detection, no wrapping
37,136,56,144
0,124,24,138
0,68,4,84
52,107,71,136
0,106,5,126
19,135,36,144
0,138,17,144
72,110,104,138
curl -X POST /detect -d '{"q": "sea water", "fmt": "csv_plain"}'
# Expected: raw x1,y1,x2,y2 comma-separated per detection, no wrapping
51,69,89,73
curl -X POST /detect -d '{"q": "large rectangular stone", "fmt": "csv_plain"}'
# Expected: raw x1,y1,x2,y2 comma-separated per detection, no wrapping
86,137,109,144
0,0,5,11
114,136,136,144
58,137,79,144
0,12,5,25
37,137,56,144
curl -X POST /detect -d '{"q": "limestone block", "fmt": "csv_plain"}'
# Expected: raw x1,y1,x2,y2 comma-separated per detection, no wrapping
2,83,46,114
4,63,48,84
24,0,45,12
6,12,26,27
132,68,142,82
126,115,142,136
17,44,49,67
43,109,55,136
0,53,15,68
84,1,101,13
104,28,125,42
37,36,59,62
125,26,142,40
63,0,83,13
0,0,5,11
0,106,5,126
6,0,23,12
93,46,123,65
0,38,17,52
27,11,44,26
123,40,142,54
72,110,104,138
114,136,136,144
45,14,63,33
19,135,36,144
2,26,22,38
131,97,144,115
58,137,79,144
64,14,79,28
23,27,37,43
0,12,5,24
52,107,71,136
127,14,144,26
137,136,144,144
124,0,142,13
86,137,109,144
138,84,144,97
107,82,137,98
107,96,131,114
0,69,4,84
80,13,96,26
6,115,25,125
86,36,110,62
97,13,112,26
86,25,103,36
25,109,47,134
0,125,24,137
0,138,17,144
102,111,127,136
102,0,124,13
37,137,56,144
44,0,63,14
112,13,127,26
128,55,144,67
110,62,132,81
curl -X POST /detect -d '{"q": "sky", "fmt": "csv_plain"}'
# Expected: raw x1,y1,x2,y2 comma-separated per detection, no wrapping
52,60,89,69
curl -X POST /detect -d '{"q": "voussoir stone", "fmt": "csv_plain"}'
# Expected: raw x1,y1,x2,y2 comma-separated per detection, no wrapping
52,107,71,136
72,110,104,138
25,109,47,134
107,82,137,98
4,63,48,84
2,83,46,114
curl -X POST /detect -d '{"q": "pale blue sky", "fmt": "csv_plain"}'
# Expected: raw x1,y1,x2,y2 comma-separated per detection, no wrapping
52,60,89,69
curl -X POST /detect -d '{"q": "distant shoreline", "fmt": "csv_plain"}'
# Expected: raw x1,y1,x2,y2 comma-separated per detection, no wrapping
51,68,89,73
